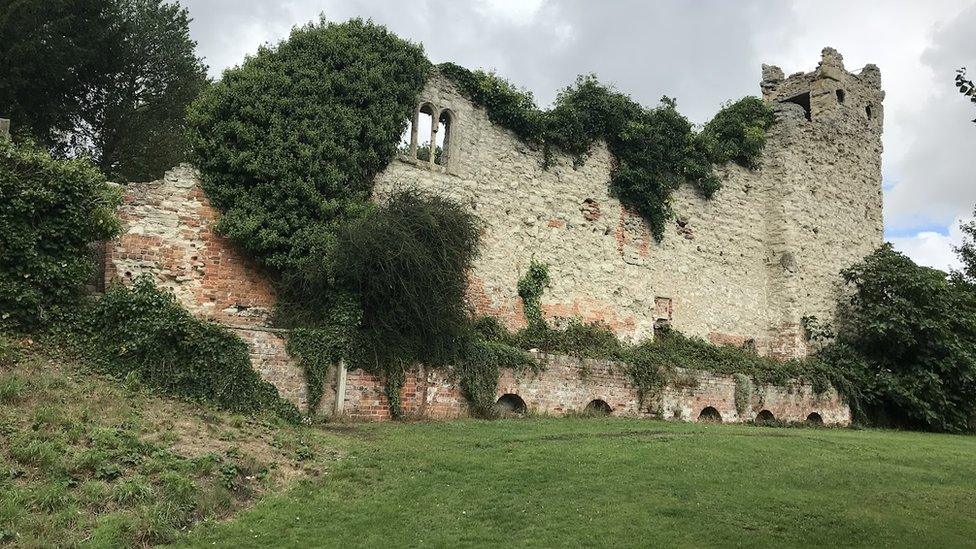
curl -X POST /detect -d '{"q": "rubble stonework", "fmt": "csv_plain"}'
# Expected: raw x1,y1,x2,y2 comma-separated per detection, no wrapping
376,47,884,358
106,48,877,422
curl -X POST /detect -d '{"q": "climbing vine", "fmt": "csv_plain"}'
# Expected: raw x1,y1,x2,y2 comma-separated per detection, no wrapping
517,260,550,330
438,64,776,240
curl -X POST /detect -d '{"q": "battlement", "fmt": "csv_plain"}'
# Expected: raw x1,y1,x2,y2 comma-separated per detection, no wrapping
761,48,884,130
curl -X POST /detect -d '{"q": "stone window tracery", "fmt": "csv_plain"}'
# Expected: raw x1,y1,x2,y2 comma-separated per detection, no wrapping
401,101,458,169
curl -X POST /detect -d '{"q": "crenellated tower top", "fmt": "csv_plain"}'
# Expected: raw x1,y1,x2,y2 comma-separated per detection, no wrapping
760,47,884,133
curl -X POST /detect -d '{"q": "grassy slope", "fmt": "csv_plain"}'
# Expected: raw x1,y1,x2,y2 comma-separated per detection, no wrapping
0,339,345,548
181,418,976,548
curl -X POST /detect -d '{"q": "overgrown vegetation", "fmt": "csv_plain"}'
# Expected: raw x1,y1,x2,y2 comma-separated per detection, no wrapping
0,137,120,330
187,18,430,276
814,244,976,432
438,64,776,239
0,334,338,547
78,276,300,421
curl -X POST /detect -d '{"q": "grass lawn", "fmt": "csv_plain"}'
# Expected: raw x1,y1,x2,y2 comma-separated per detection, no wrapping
179,418,976,548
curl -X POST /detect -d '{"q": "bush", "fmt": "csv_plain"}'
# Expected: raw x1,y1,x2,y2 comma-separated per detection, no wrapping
337,190,481,369
0,138,120,328
81,276,299,421
187,18,430,276
819,244,976,432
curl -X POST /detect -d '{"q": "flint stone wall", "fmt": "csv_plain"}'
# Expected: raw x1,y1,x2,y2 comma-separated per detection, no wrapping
375,47,883,359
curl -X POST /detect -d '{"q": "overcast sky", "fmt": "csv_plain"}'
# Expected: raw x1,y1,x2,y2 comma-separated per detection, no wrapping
181,0,976,272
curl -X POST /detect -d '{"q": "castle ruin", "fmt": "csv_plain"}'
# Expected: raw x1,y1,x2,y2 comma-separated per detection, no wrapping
105,48,881,423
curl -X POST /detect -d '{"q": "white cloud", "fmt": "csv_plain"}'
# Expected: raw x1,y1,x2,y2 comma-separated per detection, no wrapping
889,216,971,272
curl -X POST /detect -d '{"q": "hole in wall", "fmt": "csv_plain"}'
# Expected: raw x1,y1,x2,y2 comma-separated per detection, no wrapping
398,118,412,154
698,406,722,423
836,89,846,103
435,110,452,166
495,394,527,416
756,410,775,423
865,104,873,120
782,92,812,121
584,399,612,416
806,412,824,425
417,104,435,161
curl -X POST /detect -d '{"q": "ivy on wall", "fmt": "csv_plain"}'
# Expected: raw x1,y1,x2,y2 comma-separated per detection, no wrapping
80,276,301,421
438,64,776,240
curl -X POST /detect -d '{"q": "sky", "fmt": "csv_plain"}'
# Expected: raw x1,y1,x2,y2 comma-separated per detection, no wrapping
181,0,976,272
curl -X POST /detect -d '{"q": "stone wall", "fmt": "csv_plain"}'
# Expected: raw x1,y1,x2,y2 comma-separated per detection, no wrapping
376,47,884,358
105,165,311,410
103,48,872,423
339,352,850,425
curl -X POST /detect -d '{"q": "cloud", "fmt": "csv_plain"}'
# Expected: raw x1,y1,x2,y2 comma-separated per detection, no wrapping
884,3,976,231
889,216,970,272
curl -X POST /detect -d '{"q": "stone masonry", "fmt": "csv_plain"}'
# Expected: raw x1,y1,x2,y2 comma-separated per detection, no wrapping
377,47,883,358
106,48,875,423
342,352,849,425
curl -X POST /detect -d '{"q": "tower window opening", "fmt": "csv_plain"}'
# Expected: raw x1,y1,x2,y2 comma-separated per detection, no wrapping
836,89,846,103
865,104,873,120
782,92,812,121
435,109,453,166
416,104,435,162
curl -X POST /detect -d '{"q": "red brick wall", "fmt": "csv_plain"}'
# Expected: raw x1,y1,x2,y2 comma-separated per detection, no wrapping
340,352,850,425
105,165,277,327
105,166,310,411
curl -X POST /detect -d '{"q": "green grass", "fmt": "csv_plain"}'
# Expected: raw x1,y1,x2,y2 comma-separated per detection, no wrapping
179,418,976,548
0,337,343,548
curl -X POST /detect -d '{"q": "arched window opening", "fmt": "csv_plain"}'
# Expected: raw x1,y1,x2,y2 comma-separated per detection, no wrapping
417,104,435,162
435,110,453,166
584,399,612,416
698,406,722,423
756,410,775,424
806,412,824,425
836,89,846,103
495,394,526,416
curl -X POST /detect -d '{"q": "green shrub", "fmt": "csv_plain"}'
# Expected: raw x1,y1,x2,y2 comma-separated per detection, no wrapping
818,244,976,432
337,190,481,368
0,138,120,328
81,276,300,421
187,18,429,276
701,97,777,168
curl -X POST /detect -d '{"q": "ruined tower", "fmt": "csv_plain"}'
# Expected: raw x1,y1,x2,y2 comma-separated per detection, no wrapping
757,48,885,356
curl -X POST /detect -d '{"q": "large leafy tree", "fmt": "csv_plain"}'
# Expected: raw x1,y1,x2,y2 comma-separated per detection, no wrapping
822,245,976,432
0,0,208,181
